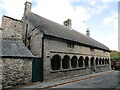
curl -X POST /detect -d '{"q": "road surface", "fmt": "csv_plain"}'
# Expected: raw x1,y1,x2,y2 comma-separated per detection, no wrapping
52,70,120,89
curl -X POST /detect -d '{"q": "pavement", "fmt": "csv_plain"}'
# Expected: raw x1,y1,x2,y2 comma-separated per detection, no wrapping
13,70,116,89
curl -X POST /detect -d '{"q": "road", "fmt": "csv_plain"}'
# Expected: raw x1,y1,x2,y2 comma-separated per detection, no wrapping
52,70,120,89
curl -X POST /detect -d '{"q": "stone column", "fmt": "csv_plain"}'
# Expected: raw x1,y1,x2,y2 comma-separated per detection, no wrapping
77,59,79,68
60,59,63,70
83,59,85,67
69,59,72,69
88,59,90,67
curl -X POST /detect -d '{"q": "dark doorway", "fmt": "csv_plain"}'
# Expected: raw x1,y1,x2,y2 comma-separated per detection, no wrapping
32,58,43,82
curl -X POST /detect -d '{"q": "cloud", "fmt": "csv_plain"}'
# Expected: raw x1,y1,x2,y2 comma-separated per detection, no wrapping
94,4,108,14
1,0,26,19
103,12,118,50
32,0,90,30
103,31,118,51
104,12,118,30
86,3,108,14
70,0,119,3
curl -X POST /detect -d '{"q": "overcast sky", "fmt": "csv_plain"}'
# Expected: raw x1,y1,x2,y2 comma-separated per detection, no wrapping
0,0,118,51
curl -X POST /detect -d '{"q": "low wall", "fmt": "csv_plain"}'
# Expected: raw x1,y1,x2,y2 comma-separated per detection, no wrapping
44,67,91,81
2,57,32,88
95,65,111,72
44,65,111,81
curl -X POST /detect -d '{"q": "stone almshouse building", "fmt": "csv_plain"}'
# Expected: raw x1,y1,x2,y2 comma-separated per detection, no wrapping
0,2,111,88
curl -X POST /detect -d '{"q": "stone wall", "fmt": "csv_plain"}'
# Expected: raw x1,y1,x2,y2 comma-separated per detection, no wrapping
0,29,2,89
43,36,111,81
0,58,2,89
45,68,91,81
22,18,41,57
96,64,111,72
1,16,23,40
30,29,41,56
2,57,32,88
0,28,2,39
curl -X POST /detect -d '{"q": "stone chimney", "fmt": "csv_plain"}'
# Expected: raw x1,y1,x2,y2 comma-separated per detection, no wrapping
86,28,90,36
63,18,72,28
24,1,32,14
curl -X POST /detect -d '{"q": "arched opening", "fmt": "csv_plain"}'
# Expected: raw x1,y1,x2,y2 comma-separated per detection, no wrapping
102,58,104,65
90,57,94,66
51,54,61,70
84,57,89,67
95,58,98,65
99,58,102,65
62,55,70,69
71,56,77,68
105,58,107,64
78,56,84,67
107,59,109,64
104,59,106,65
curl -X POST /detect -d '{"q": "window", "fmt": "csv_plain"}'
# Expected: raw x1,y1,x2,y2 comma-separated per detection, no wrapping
25,24,28,46
51,55,61,70
28,37,31,50
67,43,74,48
90,48,95,52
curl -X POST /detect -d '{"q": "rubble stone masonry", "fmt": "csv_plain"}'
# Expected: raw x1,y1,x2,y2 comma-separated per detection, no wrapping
1,16,23,40
2,58,32,88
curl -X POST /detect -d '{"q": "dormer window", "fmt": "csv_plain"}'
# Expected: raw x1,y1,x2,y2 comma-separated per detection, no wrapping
67,43,74,48
90,48,94,52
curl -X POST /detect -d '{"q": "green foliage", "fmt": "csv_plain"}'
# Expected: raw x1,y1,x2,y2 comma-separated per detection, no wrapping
110,50,120,61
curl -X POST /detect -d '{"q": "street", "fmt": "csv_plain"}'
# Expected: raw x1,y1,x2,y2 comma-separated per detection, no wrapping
51,70,120,89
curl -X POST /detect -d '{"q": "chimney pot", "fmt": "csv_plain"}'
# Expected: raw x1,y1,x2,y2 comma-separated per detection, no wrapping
86,28,90,36
63,18,72,29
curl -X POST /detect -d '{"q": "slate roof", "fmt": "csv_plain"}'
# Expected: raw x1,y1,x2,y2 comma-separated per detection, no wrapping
0,39,33,57
25,12,110,52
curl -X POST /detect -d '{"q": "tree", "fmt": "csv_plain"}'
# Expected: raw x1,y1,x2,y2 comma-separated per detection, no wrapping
110,50,120,61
